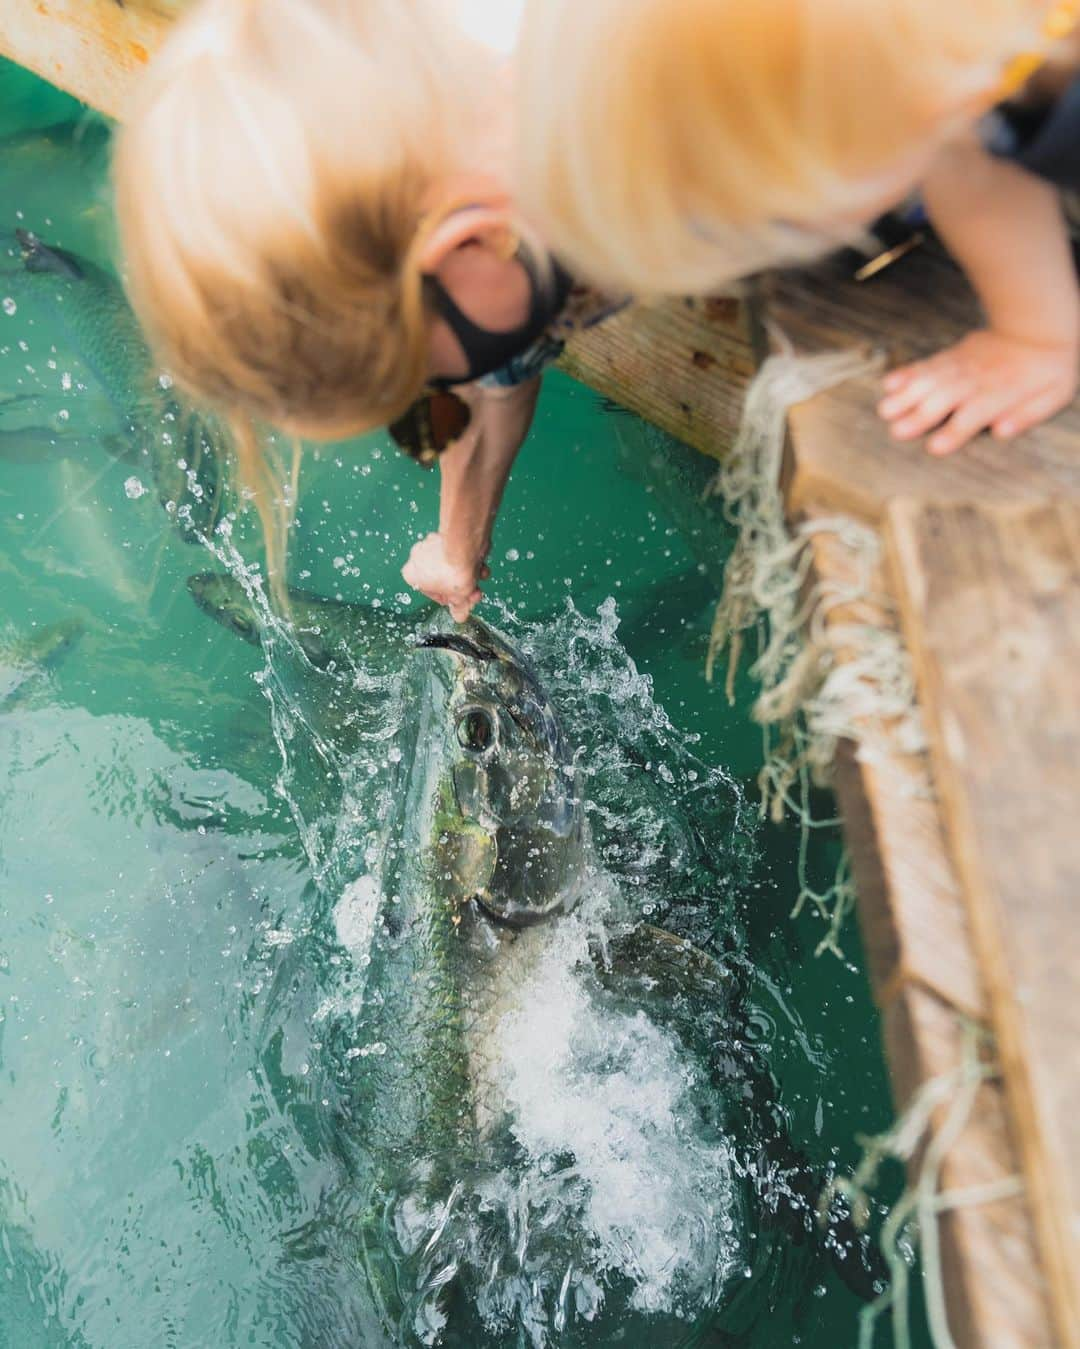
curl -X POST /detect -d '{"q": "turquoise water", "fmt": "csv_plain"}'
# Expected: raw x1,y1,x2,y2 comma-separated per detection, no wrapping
0,66,923,1348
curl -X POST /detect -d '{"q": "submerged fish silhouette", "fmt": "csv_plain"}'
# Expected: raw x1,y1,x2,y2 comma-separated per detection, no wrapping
0,229,225,542
0,615,83,710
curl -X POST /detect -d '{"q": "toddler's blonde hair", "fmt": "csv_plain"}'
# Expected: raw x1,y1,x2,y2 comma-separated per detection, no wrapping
516,0,1045,294
114,0,493,588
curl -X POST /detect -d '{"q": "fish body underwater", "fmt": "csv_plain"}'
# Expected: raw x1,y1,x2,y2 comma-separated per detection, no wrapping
186,570,430,675
356,619,589,1161
189,573,884,1343
0,615,83,709
0,229,224,541
188,570,588,1148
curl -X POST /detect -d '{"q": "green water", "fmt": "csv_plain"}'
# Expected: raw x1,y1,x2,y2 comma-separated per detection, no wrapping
0,64,927,1349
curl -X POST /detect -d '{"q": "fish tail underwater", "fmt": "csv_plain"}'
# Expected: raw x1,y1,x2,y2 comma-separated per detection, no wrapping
0,58,931,1349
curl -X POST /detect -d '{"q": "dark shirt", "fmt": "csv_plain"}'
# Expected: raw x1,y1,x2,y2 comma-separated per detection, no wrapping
985,78,1080,191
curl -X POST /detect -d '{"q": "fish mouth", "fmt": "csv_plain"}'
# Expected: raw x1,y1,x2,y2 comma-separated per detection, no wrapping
415,632,497,664
473,891,573,929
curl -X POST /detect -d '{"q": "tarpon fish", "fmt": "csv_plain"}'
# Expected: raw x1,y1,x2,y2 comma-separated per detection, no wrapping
0,230,224,542
351,614,593,1187
0,615,83,710
185,573,705,1137
187,572,885,1335
186,570,430,675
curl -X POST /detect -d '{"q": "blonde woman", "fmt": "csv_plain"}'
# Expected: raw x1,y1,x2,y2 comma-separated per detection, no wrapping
115,0,616,620
517,0,1080,455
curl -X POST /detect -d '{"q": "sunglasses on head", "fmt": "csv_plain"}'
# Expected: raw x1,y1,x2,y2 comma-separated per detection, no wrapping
387,388,472,466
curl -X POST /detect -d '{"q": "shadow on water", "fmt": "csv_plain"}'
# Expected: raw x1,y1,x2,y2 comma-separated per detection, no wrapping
0,68,926,1349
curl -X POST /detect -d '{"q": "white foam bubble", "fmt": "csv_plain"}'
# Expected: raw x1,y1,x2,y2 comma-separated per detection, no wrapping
333,874,380,955
491,908,739,1322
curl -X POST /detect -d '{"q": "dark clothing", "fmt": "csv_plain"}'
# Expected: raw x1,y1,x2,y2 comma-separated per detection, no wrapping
985,77,1080,191
425,248,574,389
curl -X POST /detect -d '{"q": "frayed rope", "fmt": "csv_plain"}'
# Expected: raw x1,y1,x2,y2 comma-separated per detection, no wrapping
707,338,926,955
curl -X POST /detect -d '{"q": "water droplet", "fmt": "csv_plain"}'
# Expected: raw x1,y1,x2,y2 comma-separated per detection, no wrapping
124,477,148,500
2,298,16,316
157,371,174,389
505,548,520,562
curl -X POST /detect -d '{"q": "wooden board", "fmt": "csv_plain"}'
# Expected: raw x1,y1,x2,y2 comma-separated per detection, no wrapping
806,528,983,1021
805,521,1052,1348
559,295,757,460
881,981,1052,1349
760,246,1080,521
886,499,1080,1348
0,0,169,121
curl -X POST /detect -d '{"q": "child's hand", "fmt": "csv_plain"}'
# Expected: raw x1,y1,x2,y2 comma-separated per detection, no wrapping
402,532,490,622
878,330,1079,456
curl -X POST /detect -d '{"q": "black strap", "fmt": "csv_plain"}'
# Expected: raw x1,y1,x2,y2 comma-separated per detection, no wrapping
987,76,1080,192
425,245,573,387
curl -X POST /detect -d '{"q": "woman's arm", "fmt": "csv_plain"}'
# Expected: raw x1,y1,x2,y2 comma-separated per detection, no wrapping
878,134,1080,454
401,376,541,620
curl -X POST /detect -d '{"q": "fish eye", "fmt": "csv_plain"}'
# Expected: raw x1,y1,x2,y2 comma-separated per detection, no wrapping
457,707,494,754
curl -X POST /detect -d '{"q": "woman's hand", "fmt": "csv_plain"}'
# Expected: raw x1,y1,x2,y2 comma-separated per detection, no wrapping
401,377,541,621
878,329,1080,455
892,137,1080,454
402,532,490,622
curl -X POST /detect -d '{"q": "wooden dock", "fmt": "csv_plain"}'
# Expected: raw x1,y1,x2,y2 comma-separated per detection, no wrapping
1,3,1078,1344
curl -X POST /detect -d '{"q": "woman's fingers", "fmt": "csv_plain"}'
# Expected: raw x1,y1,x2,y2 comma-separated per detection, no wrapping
880,330,1079,454
927,393,1009,455
993,382,1074,440
447,588,482,624
888,385,967,441
877,370,937,420
881,366,915,394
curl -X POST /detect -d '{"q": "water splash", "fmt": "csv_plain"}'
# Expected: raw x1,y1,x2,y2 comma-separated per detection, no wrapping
238,589,763,1346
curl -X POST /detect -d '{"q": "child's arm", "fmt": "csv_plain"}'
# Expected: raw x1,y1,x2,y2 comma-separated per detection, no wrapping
401,376,540,620
878,133,1080,455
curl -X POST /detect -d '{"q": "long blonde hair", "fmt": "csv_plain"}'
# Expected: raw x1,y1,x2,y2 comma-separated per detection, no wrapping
516,0,1046,294
114,0,492,590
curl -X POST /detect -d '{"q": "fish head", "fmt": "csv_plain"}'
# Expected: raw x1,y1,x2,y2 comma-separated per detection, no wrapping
186,572,263,647
37,615,86,665
15,228,85,281
415,618,583,928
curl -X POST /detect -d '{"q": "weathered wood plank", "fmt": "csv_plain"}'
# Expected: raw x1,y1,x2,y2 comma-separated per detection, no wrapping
559,296,757,460
886,499,1080,1349
761,247,1080,521
806,528,983,1020
0,0,169,122
804,520,1052,1348
881,982,1053,1349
